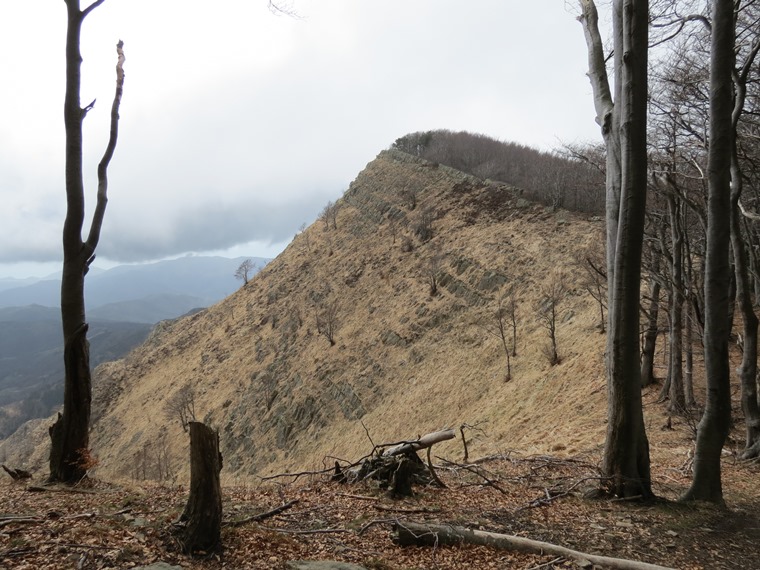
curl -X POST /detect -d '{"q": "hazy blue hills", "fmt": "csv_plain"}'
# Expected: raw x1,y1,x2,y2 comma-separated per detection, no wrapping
0,255,268,322
0,255,268,439
0,277,40,294
0,304,153,438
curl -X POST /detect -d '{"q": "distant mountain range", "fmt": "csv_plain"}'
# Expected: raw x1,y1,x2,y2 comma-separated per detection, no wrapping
0,305,152,437
0,255,268,439
0,255,269,322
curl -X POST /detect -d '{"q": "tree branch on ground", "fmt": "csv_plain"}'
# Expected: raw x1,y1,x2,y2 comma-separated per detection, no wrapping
224,499,299,527
392,520,676,570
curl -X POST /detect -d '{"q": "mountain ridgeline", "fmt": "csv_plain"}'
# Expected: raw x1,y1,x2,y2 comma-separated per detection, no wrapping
392,130,605,215
0,149,609,481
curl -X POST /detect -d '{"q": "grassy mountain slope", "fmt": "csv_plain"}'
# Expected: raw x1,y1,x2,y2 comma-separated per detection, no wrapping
2,150,610,480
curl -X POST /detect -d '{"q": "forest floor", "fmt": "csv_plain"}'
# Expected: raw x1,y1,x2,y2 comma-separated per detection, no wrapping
1,433,759,570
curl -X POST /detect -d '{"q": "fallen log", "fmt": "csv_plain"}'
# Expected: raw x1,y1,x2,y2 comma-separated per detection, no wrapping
393,520,676,570
382,429,456,457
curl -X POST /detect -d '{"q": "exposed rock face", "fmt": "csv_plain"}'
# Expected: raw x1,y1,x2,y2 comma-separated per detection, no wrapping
3,150,608,481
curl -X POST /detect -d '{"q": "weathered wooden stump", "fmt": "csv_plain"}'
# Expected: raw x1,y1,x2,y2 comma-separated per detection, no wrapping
389,454,419,497
180,421,223,554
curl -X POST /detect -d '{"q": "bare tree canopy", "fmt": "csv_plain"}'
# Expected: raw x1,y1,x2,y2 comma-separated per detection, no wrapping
235,258,257,285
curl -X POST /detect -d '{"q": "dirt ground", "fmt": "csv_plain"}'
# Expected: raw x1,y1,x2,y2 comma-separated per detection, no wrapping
2,438,758,570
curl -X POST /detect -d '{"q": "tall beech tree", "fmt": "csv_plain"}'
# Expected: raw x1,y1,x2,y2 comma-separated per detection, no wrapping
49,0,125,483
579,0,652,498
728,5,760,461
681,0,735,503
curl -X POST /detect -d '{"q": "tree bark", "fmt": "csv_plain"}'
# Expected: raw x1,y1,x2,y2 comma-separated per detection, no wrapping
393,521,675,570
727,23,760,460
580,0,652,498
641,252,661,387
667,197,685,412
682,0,735,504
50,1,124,483
181,422,223,554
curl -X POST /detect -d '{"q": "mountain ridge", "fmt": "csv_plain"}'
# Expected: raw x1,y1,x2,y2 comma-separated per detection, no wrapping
0,150,610,482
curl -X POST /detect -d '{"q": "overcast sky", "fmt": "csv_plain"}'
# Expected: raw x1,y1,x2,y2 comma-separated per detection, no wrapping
0,1,603,279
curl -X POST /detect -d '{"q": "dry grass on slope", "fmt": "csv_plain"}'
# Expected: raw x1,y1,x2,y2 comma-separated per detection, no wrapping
4,150,613,484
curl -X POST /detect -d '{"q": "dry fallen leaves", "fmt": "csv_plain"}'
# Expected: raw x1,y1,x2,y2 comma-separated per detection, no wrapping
1,447,758,570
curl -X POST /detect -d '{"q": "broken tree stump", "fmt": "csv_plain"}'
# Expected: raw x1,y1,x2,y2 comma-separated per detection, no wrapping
2,464,32,481
180,421,223,554
389,455,418,497
339,429,456,496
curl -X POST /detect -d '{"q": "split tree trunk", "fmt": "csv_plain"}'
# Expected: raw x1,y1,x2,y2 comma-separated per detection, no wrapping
733,203,760,459
728,27,760,460
181,422,223,554
50,0,125,483
731,151,760,459
580,0,652,498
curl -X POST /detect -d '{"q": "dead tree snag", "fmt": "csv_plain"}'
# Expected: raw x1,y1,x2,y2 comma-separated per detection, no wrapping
180,422,223,554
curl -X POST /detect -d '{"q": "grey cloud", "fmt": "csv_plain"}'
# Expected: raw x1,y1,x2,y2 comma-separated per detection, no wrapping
0,0,601,276
96,188,333,263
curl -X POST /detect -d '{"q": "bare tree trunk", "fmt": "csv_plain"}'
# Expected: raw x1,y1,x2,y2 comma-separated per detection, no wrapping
684,302,696,407
744,218,760,303
682,0,735,504
684,228,696,408
48,324,91,482
728,27,760,460
50,0,125,484
181,422,223,554
667,196,686,412
641,252,661,387
580,0,652,498
733,204,760,459
657,306,672,402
